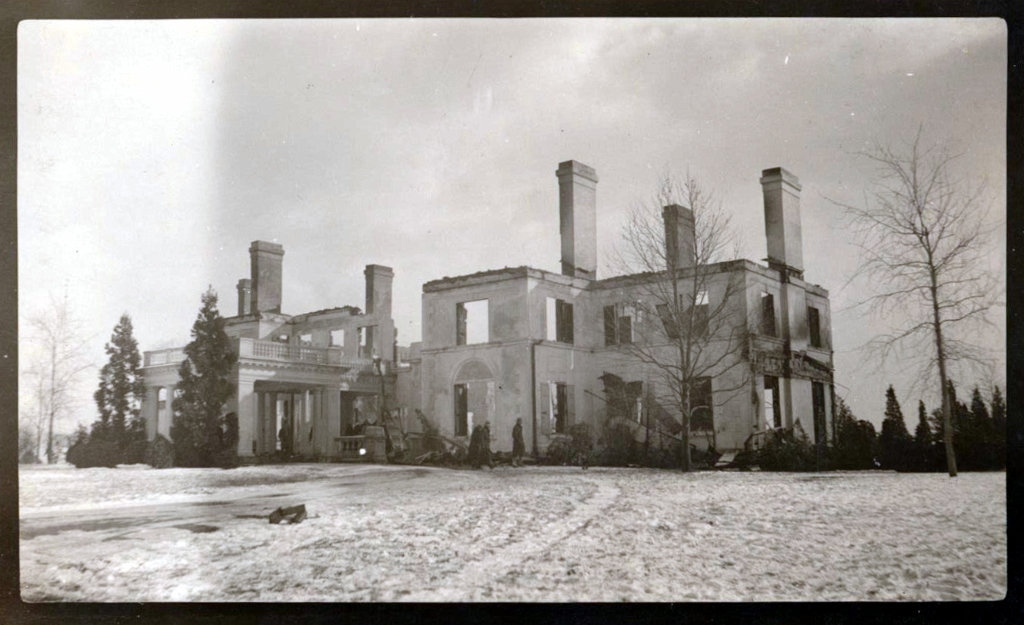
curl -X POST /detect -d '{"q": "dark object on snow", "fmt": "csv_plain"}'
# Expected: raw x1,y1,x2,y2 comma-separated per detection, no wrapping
269,504,307,524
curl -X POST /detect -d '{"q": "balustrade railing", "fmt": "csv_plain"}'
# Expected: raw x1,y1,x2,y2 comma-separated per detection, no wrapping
145,338,386,370
144,349,185,366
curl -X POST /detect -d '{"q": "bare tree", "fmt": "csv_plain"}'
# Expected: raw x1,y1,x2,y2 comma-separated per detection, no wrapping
23,291,93,463
833,129,1001,477
613,173,750,471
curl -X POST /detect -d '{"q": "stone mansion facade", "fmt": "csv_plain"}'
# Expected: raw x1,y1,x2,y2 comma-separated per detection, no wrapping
140,160,835,461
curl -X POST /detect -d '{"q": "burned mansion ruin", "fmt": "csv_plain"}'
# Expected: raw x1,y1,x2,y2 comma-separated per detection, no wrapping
140,160,835,462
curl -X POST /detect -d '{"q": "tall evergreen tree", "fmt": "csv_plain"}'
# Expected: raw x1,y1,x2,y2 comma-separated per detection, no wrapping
93,314,146,450
879,385,913,471
171,288,238,468
833,397,878,470
964,386,993,470
913,400,933,471
990,386,1006,469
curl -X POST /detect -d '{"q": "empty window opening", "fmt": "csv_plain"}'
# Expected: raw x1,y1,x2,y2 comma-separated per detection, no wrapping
605,303,639,345
656,303,679,339
358,326,376,359
627,381,643,423
764,375,781,429
553,383,569,434
330,329,345,350
690,377,714,432
456,299,489,346
546,297,574,343
691,291,709,338
808,306,822,348
812,381,827,443
761,292,777,337
299,333,312,346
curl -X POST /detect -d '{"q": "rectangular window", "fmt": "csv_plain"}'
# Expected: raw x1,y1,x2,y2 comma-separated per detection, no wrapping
761,292,777,337
690,377,714,432
617,315,633,345
454,384,469,436
605,303,639,345
329,329,345,352
546,297,575,344
604,305,618,345
656,303,679,339
812,381,827,443
456,299,489,346
692,290,709,338
553,383,569,434
764,375,781,429
626,381,644,423
299,333,312,346
557,299,574,344
808,306,822,348
358,326,375,359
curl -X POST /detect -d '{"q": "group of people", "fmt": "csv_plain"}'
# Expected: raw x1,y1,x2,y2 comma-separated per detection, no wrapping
467,417,527,469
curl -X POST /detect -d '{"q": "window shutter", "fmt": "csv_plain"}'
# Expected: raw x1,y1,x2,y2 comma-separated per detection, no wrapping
604,305,617,345
656,303,679,339
618,315,633,344
540,381,551,435
558,300,574,344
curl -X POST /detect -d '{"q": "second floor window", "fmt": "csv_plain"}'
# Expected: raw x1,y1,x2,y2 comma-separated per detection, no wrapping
808,306,822,348
546,297,574,344
604,303,640,346
761,292,777,337
456,299,489,346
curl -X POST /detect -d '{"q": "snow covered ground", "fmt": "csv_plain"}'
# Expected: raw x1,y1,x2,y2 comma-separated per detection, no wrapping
19,463,1005,602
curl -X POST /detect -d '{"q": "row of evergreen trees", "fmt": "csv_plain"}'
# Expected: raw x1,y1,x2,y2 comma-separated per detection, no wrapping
878,382,1006,473
68,289,239,469
759,382,1005,473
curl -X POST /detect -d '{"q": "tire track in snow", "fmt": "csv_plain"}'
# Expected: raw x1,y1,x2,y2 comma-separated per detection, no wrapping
402,476,620,602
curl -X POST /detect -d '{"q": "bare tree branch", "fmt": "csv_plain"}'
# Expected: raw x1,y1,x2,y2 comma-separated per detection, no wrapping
826,127,1002,477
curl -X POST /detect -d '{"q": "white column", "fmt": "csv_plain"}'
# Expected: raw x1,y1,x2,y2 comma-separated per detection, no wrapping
144,386,159,440
161,385,176,439
257,391,267,454
268,392,278,452
236,378,257,457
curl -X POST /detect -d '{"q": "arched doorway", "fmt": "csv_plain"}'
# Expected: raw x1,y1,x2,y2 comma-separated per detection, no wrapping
452,359,495,438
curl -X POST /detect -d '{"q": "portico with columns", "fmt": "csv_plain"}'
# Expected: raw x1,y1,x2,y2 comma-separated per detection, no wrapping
139,239,398,461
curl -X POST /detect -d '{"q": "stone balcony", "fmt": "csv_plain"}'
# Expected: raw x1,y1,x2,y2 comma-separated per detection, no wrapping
143,338,392,373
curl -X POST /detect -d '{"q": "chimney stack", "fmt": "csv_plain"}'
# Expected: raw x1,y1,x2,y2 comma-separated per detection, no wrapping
556,160,598,280
760,167,804,277
236,279,252,316
662,204,696,272
249,240,285,313
364,264,394,317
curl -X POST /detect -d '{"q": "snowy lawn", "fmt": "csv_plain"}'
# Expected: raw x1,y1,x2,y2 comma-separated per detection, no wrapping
19,463,1005,602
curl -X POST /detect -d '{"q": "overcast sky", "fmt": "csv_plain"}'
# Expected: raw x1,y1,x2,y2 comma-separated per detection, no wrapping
18,18,1006,431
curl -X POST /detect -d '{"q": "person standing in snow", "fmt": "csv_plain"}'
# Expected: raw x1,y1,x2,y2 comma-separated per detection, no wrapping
468,424,483,468
480,422,495,469
511,418,525,467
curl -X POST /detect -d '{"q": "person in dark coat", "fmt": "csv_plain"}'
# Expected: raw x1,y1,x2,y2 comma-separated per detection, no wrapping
468,424,483,468
511,418,525,467
480,422,495,469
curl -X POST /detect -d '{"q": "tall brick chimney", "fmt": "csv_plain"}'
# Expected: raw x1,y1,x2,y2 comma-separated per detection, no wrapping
557,160,598,280
249,240,284,313
662,203,696,272
364,264,394,317
760,167,804,277
236,278,252,316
